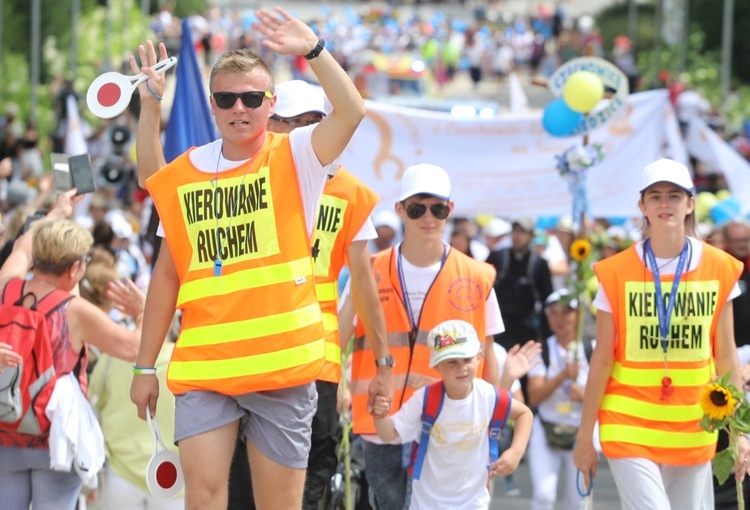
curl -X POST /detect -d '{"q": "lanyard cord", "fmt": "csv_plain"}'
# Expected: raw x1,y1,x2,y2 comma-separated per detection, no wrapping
396,243,448,334
643,238,690,354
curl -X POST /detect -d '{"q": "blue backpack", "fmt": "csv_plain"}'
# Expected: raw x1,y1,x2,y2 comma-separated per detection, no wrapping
402,381,512,480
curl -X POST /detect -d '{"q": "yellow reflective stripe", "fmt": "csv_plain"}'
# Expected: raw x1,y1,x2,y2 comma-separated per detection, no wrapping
322,312,339,332
325,341,342,364
600,424,716,448
316,282,338,302
601,394,702,422
611,362,710,387
169,339,325,381
177,257,313,306
178,303,322,347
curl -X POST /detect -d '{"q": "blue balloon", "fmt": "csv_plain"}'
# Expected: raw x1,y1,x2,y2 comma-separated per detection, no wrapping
711,196,742,226
542,98,583,137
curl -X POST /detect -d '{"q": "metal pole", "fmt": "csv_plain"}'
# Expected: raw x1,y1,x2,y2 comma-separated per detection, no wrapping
71,0,79,76
104,0,111,70
651,0,663,88
30,0,40,120
677,0,688,74
141,0,149,41
628,0,638,50
720,0,735,108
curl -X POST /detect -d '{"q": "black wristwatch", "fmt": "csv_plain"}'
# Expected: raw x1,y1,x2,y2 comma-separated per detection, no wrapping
374,354,395,368
304,39,325,60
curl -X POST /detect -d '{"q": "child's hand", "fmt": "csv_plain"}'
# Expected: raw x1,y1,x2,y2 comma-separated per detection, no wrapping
370,395,391,419
489,447,522,478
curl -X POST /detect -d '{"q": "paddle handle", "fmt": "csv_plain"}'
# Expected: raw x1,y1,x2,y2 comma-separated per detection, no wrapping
146,411,169,457
131,56,178,89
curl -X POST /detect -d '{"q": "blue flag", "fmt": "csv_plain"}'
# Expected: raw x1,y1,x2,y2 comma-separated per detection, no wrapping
163,18,216,163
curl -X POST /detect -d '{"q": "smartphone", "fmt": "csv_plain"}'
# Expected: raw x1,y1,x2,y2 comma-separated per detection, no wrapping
68,154,96,195
22,213,45,234
50,153,72,193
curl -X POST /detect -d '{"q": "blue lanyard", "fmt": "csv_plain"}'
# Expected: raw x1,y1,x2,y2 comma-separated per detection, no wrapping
643,238,689,354
396,243,448,334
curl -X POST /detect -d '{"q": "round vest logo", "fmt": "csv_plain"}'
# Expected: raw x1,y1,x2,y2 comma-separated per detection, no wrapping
447,277,484,312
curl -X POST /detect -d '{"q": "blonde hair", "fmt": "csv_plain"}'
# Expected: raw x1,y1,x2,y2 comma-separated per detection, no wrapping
209,49,274,93
32,219,93,275
80,262,119,309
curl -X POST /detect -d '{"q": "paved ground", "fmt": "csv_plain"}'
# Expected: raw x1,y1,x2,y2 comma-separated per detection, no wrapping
489,455,621,509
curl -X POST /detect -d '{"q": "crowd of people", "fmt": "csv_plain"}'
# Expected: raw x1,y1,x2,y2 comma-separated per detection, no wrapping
0,3,750,510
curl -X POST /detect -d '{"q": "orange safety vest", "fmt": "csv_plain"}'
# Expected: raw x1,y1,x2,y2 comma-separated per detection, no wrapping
594,242,741,465
146,134,325,395
313,168,378,383
350,246,496,434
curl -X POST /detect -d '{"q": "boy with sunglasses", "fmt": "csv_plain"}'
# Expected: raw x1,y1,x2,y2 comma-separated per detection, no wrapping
348,164,538,508
227,79,392,510
128,7,366,510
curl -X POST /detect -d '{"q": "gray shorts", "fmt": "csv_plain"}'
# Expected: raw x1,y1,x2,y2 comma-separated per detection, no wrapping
174,383,318,469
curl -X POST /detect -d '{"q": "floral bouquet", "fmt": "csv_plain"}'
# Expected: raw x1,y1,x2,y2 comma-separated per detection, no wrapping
556,144,604,231
700,373,750,509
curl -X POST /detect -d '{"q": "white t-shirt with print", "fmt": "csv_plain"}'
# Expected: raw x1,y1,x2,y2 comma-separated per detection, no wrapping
157,125,325,238
392,378,501,510
593,237,741,312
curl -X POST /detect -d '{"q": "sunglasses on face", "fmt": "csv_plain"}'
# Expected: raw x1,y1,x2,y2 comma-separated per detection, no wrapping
405,202,450,220
211,90,273,109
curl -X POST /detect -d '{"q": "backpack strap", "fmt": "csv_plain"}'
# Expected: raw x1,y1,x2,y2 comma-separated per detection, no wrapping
35,289,73,317
497,248,510,281
582,336,594,364
411,382,445,481
488,387,512,464
2,278,26,306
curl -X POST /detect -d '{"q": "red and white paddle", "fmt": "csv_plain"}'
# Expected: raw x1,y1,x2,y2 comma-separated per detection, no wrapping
86,56,177,119
145,411,184,499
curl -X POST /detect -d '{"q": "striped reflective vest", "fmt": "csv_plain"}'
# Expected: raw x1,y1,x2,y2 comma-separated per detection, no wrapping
146,134,325,395
312,168,378,383
350,246,496,434
594,241,741,465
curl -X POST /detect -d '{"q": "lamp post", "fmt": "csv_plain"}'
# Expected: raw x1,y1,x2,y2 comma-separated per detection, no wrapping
720,0,735,108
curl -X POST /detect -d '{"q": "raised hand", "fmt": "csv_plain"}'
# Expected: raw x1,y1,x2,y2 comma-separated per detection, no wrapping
106,278,146,318
504,340,543,381
129,40,169,103
253,7,319,57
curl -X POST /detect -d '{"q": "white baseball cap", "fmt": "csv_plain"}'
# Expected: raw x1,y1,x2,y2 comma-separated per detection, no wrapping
273,80,328,118
428,320,481,368
398,164,451,201
544,288,579,310
483,217,512,238
640,158,694,194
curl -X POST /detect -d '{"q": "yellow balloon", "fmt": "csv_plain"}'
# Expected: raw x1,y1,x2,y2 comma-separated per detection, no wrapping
715,189,731,201
695,191,718,221
562,71,605,113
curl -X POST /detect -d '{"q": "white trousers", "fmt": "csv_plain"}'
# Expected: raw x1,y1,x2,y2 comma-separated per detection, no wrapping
528,416,586,510
98,468,184,510
608,457,713,510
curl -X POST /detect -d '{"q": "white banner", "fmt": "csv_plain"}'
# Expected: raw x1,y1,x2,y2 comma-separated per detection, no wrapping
340,90,685,218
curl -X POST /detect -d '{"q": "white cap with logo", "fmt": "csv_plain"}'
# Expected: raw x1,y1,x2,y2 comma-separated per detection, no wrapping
273,80,329,119
428,320,482,368
639,158,694,194
398,164,452,201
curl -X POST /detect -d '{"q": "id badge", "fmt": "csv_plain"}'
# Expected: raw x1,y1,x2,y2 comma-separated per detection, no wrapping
557,401,574,414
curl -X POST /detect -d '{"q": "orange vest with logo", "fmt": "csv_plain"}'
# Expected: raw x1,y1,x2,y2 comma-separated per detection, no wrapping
313,168,378,383
594,241,741,465
350,246,496,434
146,134,325,395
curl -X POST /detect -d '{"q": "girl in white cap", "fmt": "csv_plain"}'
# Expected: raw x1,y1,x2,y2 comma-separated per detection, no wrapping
574,158,747,509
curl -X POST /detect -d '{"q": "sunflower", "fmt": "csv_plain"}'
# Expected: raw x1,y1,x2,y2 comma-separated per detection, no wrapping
700,383,737,421
570,239,592,262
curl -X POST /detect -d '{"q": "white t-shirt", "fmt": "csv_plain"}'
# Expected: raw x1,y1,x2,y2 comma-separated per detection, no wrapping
157,125,326,238
593,237,741,312
392,378,500,510
527,336,592,427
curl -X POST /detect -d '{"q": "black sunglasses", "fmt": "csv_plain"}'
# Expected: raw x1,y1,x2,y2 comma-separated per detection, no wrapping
405,203,450,220
212,91,273,109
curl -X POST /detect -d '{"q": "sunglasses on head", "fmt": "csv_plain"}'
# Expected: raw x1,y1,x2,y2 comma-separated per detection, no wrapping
211,90,273,109
405,202,450,220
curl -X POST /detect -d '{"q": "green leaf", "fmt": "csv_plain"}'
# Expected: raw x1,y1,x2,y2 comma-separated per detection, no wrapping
713,449,736,485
